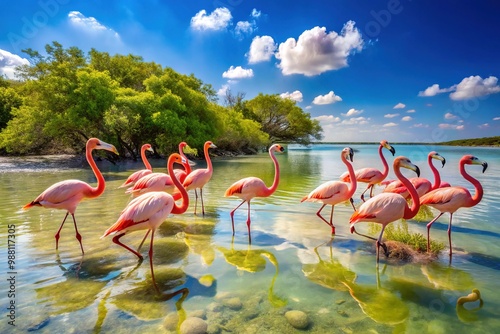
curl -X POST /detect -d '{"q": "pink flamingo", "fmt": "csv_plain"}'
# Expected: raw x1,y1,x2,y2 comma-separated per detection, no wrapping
349,156,421,264
340,140,395,202
172,141,192,184
102,153,189,289
182,141,217,215
119,144,154,188
420,155,487,255
301,147,357,235
125,142,191,197
22,138,118,254
383,151,446,198
225,144,285,242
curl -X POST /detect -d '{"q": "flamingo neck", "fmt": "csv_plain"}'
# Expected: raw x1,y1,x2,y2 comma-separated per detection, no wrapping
460,160,483,206
395,165,420,219
428,155,441,190
379,145,389,179
169,155,189,214
141,146,152,171
344,154,357,196
179,146,191,174
86,144,105,198
204,144,213,173
263,148,280,197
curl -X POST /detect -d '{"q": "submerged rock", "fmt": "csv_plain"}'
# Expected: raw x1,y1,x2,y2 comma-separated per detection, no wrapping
180,317,208,334
163,312,180,331
222,297,243,310
285,310,310,329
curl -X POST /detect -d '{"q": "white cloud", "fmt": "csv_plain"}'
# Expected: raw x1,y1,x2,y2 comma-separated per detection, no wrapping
439,124,464,130
305,106,312,110
217,84,230,96
315,115,341,124
275,21,363,76
222,66,254,79
444,112,457,120
478,123,489,129
412,123,429,128
493,117,500,121
418,83,455,97
251,9,261,18
280,90,303,102
191,7,232,31
406,109,416,113
342,108,363,117
247,36,276,63
393,103,405,109
312,91,342,105
235,21,254,36
384,113,399,118
0,49,29,79
402,116,412,121
68,11,120,39
450,75,500,100
342,116,369,125
383,122,398,127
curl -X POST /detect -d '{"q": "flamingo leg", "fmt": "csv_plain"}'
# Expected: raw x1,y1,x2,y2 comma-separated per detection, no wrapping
148,229,160,293
200,188,205,215
246,201,252,244
376,225,387,265
70,213,84,254
112,233,144,260
360,185,371,202
447,213,454,256
316,204,334,233
369,184,375,198
329,205,335,235
426,212,444,252
194,189,199,215
137,230,151,253
55,212,70,250
230,200,247,235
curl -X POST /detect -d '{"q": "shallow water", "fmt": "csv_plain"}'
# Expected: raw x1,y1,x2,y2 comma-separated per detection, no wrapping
1,144,499,333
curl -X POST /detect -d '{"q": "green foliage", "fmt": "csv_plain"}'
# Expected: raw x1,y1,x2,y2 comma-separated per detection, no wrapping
437,136,500,147
369,221,445,254
0,87,22,130
245,93,323,145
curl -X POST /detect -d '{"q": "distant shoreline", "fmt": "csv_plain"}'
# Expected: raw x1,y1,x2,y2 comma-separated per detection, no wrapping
309,136,500,147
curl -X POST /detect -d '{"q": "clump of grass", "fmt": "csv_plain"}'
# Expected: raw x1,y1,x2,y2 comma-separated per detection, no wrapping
368,221,445,255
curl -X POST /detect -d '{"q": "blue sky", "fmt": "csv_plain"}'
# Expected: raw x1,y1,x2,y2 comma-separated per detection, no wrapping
1,0,499,143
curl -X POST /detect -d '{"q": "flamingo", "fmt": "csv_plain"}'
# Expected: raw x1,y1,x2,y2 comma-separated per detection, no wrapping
301,147,357,235
22,138,118,254
224,144,285,242
125,143,191,197
349,156,421,264
182,141,217,215
172,141,192,183
340,140,395,202
102,153,189,289
119,143,154,188
420,155,487,255
383,151,446,198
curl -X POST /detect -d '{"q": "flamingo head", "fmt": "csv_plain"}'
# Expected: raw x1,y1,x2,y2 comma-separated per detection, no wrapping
430,152,446,168
205,141,217,149
395,156,420,177
88,138,119,155
270,144,285,153
142,143,154,154
169,153,186,167
342,147,354,162
380,140,396,156
463,155,488,173
179,142,188,151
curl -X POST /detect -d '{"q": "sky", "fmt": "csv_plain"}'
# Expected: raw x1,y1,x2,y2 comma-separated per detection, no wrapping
1,0,499,143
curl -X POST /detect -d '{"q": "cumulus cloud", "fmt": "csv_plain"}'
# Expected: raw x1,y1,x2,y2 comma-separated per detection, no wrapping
493,117,500,121
439,124,464,130
280,90,303,102
191,7,232,31
312,91,342,105
275,21,363,76
401,116,412,121
406,109,416,113
444,112,457,120
393,103,405,109
235,21,254,36
222,66,254,79
384,113,399,118
342,116,369,125
315,115,341,124
68,11,120,39
418,83,455,97
450,75,500,100
412,123,429,128
342,108,363,117
247,36,276,63
251,9,261,18
383,122,398,127
217,84,230,96
0,49,29,79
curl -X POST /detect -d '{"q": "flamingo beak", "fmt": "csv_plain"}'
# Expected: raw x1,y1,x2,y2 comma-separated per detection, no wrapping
414,165,421,177
482,162,488,173
98,140,119,155
279,146,285,153
388,146,396,156
147,147,154,153
441,157,446,168
349,148,354,162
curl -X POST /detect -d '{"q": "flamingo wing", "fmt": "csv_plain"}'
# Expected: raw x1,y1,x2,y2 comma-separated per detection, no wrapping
301,181,350,204
420,186,470,212
183,169,212,190
103,192,174,236
126,173,175,194
225,177,266,200
350,193,406,225
25,180,90,211
119,169,153,188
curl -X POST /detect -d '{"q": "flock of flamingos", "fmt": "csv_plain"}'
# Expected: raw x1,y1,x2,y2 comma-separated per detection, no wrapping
22,138,488,288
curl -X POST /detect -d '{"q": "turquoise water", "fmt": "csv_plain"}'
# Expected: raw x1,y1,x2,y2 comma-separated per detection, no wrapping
1,144,499,333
